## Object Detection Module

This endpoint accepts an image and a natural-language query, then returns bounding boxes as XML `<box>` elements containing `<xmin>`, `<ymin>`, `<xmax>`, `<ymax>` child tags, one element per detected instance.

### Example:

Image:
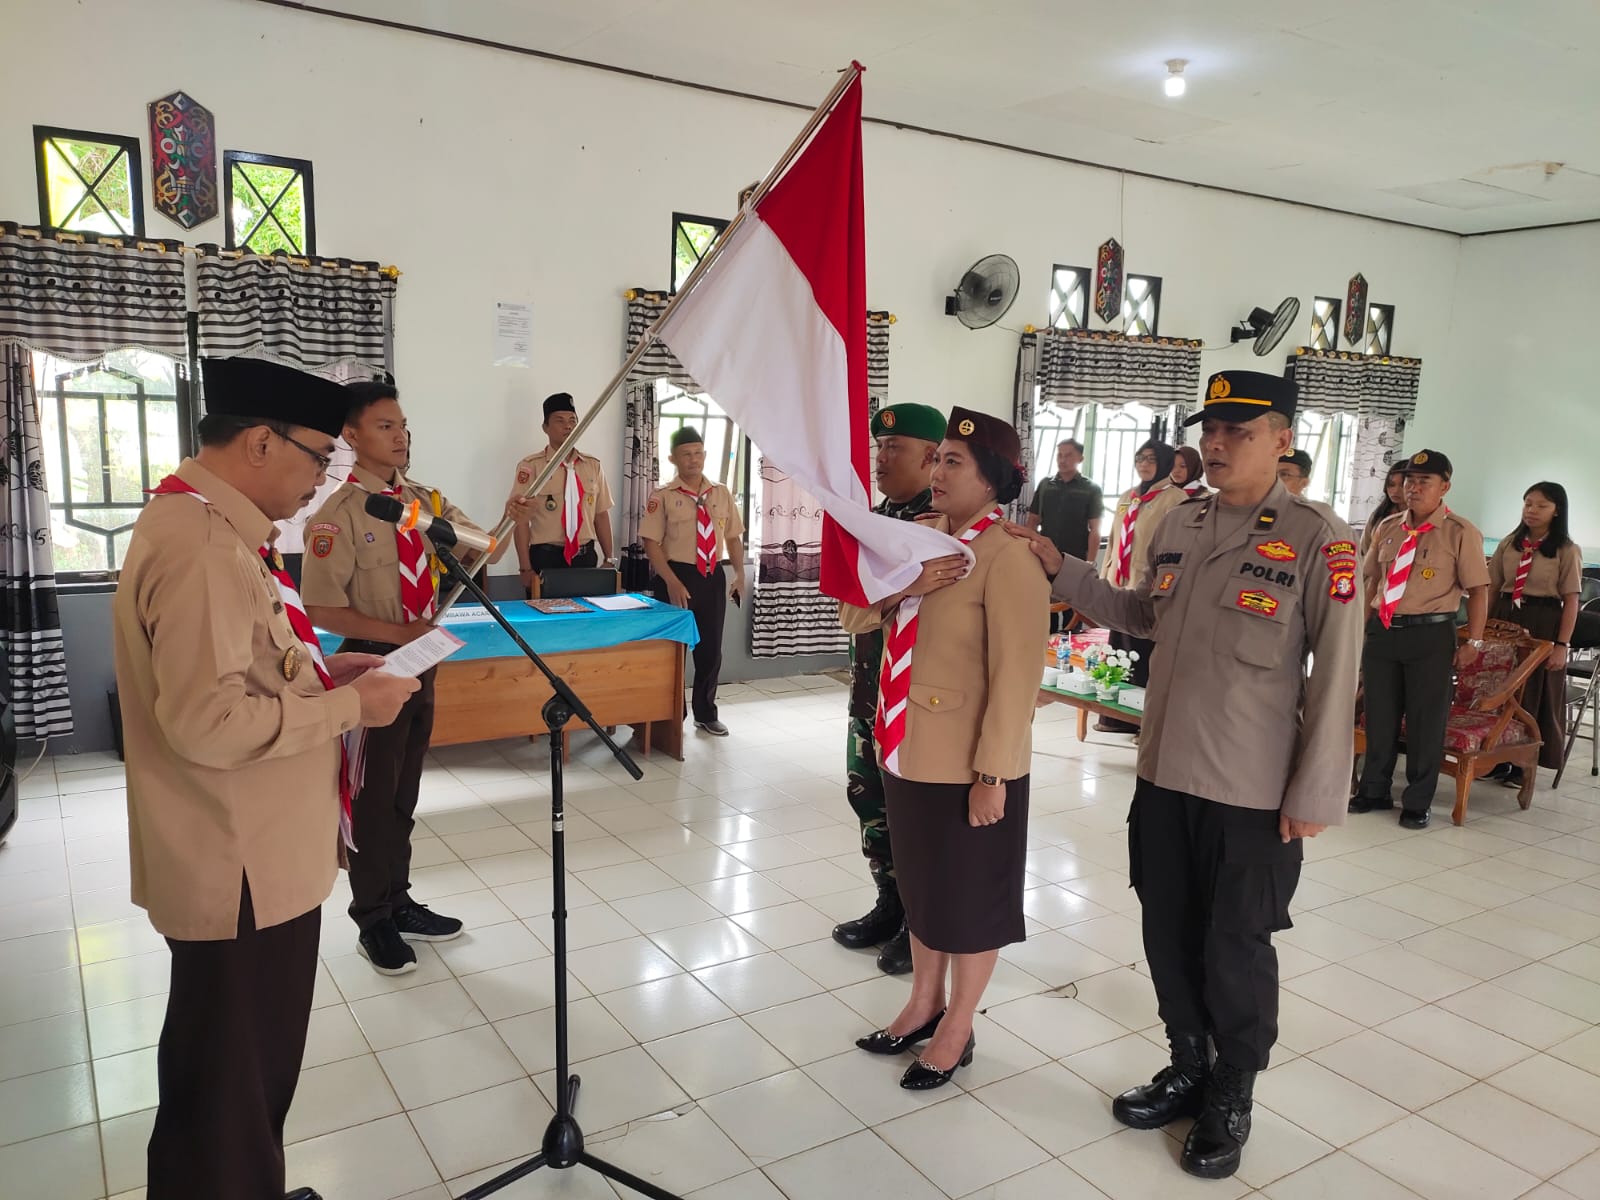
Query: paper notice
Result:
<box><xmin>493</xmin><ymin>300</ymin><xmax>532</xmax><ymax>368</ymax></box>
<box><xmin>379</xmin><ymin>627</ymin><xmax>466</xmax><ymax>677</ymax></box>
<box><xmin>582</xmin><ymin>593</ymin><xmax>650</xmax><ymax>611</ymax></box>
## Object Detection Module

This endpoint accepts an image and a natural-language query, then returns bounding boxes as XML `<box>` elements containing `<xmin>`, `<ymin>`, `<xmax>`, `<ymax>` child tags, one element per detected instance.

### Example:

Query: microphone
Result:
<box><xmin>363</xmin><ymin>493</ymin><xmax>497</xmax><ymax>557</ymax></box>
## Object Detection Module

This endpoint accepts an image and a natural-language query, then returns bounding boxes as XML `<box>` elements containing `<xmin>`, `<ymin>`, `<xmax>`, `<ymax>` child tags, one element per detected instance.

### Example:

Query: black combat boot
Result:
<box><xmin>832</xmin><ymin>876</ymin><xmax>903</xmax><ymax>949</ymax></box>
<box><xmin>1181</xmin><ymin>1062</ymin><xmax>1256</xmax><ymax>1179</ymax></box>
<box><xmin>876</xmin><ymin>922</ymin><xmax>913</xmax><ymax>975</ymax></box>
<box><xmin>1111</xmin><ymin>1032</ymin><xmax>1210</xmax><ymax>1129</ymax></box>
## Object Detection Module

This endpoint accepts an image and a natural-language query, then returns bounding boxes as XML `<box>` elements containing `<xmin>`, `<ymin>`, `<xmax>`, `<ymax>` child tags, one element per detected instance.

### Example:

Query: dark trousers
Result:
<box><xmin>845</xmin><ymin>714</ymin><xmax>893</xmax><ymax>881</ymax></box>
<box><xmin>1358</xmin><ymin>619</ymin><xmax>1456</xmax><ymax>811</ymax></box>
<box><xmin>529</xmin><ymin>540</ymin><xmax>598</xmax><ymax>578</ymax></box>
<box><xmin>654</xmin><ymin>561</ymin><xmax>726</xmax><ymax>723</ymax></box>
<box><xmin>342</xmin><ymin>642</ymin><xmax>436</xmax><ymax>930</ymax></box>
<box><xmin>1129</xmin><ymin>780</ymin><xmax>1302</xmax><ymax>1072</ymax></box>
<box><xmin>147</xmin><ymin>878</ymin><xmax>320</xmax><ymax>1200</ymax></box>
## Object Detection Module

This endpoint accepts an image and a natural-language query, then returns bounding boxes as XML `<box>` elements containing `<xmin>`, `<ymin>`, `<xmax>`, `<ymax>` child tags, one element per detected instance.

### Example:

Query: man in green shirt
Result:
<box><xmin>1028</xmin><ymin>439</ymin><xmax>1104</xmax><ymax>630</ymax></box>
<box><xmin>833</xmin><ymin>402</ymin><xmax>944</xmax><ymax>975</ymax></box>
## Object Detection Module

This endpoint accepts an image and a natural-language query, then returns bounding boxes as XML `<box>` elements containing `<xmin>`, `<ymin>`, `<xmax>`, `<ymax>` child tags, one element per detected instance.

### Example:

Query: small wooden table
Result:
<box><xmin>1037</xmin><ymin>685</ymin><xmax>1144</xmax><ymax>741</ymax></box>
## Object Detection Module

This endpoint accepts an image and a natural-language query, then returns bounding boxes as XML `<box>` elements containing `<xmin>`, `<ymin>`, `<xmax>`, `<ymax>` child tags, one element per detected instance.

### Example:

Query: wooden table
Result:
<box><xmin>1037</xmin><ymin>685</ymin><xmax>1144</xmax><ymax>741</ymax></box>
<box><xmin>431</xmin><ymin>639</ymin><xmax>686</xmax><ymax>760</ymax></box>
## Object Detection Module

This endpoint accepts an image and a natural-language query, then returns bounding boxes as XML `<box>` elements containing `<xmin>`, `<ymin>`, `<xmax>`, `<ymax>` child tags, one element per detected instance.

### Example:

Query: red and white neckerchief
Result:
<box><xmin>677</xmin><ymin>483</ymin><xmax>718</xmax><ymax>576</ymax></box>
<box><xmin>348</xmin><ymin>473</ymin><xmax>435</xmax><ymax>622</ymax></box>
<box><xmin>1378</xmin><ymin>510</ymin><xmax>1440</xmax><ymax>629</ymax></box>
<box><xmin>1512</xmin><ymin>537</ymin><xmax>1541</xmax><ymax>608</ymax></box>
<box><xmin>1114</xmin><ymin>485</ymin><xmax>1166</xmax><ymax>586</ymax></box>
<box><xmin>147</xmin><ymin>475</ymin><xmax>359</xmax><ymax>848</ymax></box>
<box><xmin>560</xmin><ymin>454</ymin><xmax>587</xmax><ymax>564</ymax></box>
<box><xmin>1179</xmin><ymin>479</ymin><xmax>1205</xmax><ymax>497</ymax></box>
<box><xmin>874</xmin><ymin>506</ymin><xmax>1002</xmax><ymax>777</ymax></box>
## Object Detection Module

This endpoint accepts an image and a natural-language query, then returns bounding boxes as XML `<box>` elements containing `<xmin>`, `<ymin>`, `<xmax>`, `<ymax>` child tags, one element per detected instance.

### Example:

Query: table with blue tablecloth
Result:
<box><xmin>320</xmin><ymin>597</ymin><xmax>700</xmax><ymax>759</ymax></box>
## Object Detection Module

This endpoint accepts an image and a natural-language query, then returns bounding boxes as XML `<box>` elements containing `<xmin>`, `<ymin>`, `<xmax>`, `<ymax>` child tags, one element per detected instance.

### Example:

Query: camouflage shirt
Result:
<box><xmin>848</xmin><ymin>488</ymin><xmax>936</xmax><ymax>719</ymax></box>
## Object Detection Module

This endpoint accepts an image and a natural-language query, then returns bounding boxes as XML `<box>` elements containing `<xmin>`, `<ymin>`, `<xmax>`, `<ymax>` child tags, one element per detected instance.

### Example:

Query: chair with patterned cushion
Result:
<box><xmin>1354</xmin><ymin>619</ymin><xmax>1551</xmax><ymax>825</ymax></box>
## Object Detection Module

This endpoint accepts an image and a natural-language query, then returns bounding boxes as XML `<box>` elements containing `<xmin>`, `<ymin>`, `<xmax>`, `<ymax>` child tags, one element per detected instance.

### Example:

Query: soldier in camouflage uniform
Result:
<box><xmin>834</xmin><ymin>403</ymin><xmax>944</xmax><ymax>975</ymax></box>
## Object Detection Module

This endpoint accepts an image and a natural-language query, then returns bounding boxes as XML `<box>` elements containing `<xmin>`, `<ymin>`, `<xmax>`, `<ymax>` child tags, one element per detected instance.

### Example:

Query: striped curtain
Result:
<box><xmin>1288</xmin><ymin>349</ymin><xmax>1422</xmax><ymax>522</ymax></box>
<box><xmin>194</xmin><ymin>250</ymin><xmax>396</xmax><ymax>373</ymax></box>
<box><xmin>1010</xmin><ymin>335</ymin><xmax>1042</xmax><ymax>523</ymax></box>
<box><xmin>618</xmin><ymin>290</ymin><xmax>703</xmax><ymax>590</ymax></box>
<box><xmin>1032</xmin><ymin>328</ymin><xmax>1202</xmax><ymax>410</ymax></box>
<box><xmin>0</xmin><ymin>225</ymin><xmax>188</xmax><ymax>359</ymax></box>
<box><xmin>0</xmin><ymin>345</ymin><xmax>72</xmax><ymax>738</ymax></box>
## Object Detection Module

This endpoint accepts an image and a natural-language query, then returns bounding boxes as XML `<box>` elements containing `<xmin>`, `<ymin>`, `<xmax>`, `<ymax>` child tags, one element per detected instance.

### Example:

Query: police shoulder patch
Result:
<box><xmin>1321</xmin><ymin>540</ymin><xmax>1357</xmax><ymax>559</ymax></box>
<box><xmin>1157</xmin><ymin>571</ymin><xmax>1177</xmax><ymax>593</ymax></box>
<box><xmin>1236</xmin><ymin>589</ymin><xmax>1280</xmax><ymax>617</ymax></box>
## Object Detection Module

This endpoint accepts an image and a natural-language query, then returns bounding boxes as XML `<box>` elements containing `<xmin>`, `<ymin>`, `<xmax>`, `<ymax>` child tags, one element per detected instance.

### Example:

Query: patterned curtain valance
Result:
<box><xmin>1287</xmin><ymin>348</ymin><xmax>1422</xmax><ymax>424</ymax></box>
<box><xmin>195</xmin><ymin>249</ymin><xmax>397</xmax><ymax>372</ymax></box>
<box><xmin>866</xmin><ymin>310</ymin><xmax>891</xmax><ymax>419</ymax></box>
<box><xmin>1026</xmin><ymin>327</ymin><xmax>1202</xmax><ymax>410</ymax></box>
<box><xmin>623</xmin><ymin>288</ymin><xmax>702</xmax><ymax>390</ymax></box>
<box><xmin>0</xmin><ymin>223</ymin><xmax>189</xmax><ymax>360</ymax></box>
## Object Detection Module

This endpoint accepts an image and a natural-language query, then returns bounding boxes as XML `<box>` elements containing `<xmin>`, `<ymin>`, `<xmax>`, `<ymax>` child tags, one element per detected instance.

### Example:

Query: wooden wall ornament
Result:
<box><xmin>1343</xmin><ymin>272</ymin><xmax>1369</xmax><ymax>348</ymax></box>
<box><xmin>148</xmin><ymin>91</ymin><xmax>218</xmax><ymax>230</ymax></box>
<box><xmin>1094</xmin><ymin>237</ymin><xmax>1123</xmax><ymax>323</ymax></box>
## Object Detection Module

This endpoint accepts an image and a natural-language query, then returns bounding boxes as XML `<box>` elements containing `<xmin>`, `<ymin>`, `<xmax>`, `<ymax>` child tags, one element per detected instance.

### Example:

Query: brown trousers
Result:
<box><xmin>147</xmin><ymin>878</ymin><xmax>320</xmax><ymax>1200</ymax></box>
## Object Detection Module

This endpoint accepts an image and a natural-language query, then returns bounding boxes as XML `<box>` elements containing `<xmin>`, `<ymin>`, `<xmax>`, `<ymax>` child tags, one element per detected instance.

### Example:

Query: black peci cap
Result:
<box><xmin>199</xmin><ymin>357</ymin><xmax>349</xmax><ymax>438</ymax></box>
<box><xmin>542</xmin><ymin>392</ymin><xmax>577</xmax><ymax>421</ymax></box>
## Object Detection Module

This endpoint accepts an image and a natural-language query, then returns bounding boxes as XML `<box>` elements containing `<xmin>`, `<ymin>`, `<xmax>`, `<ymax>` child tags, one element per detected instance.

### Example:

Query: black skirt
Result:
<box><xmin>1489</xmin><ymin>594</ymin><xmax>1568</xmax><ymax>769</ymax></box>
<box><xmin>883</xmin><ymin>773</ymin><xmax>1030</xmax><ymax>954</ymax></box>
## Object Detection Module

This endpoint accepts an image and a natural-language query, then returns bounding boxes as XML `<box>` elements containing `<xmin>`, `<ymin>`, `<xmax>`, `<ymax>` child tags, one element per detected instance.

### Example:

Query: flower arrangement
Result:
<box><xmin>1087</xmin><ymin>648</ymin><xmax>1139</xmax><ymax>693</ymax></box>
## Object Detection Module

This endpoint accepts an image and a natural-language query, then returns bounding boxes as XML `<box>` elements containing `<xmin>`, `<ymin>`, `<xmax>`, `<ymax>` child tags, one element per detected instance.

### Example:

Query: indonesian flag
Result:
<box><xmin>658</xmin><ymin>69</ymin><xmax>962</xmax><ymax>606</ymax></box>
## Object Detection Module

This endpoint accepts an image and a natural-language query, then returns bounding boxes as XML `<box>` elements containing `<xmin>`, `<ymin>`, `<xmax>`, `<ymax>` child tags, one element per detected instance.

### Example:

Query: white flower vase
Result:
<box><xmin>1095</xmin><ymin>681</ymin><xmax>1121</xmax><ymax>704</ymax></box>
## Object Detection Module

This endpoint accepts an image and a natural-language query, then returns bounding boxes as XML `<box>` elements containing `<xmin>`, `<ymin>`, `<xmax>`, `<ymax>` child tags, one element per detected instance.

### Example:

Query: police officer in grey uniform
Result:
<box><xmin>1007</xmin><ymin>370</ymin><xmax>1363</xmax><ymax>1180</ymax></box>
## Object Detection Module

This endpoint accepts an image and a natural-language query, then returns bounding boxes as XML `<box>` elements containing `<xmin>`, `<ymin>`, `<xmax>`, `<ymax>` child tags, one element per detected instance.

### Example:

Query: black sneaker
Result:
<box><xmin>696</xmin><ymin>719</ymin><xmax>730</xmax><ymax>737</ymax></box>
<box><xmin>358</xmin><ymin>919</ymin><xmax>419</xmax><ymax>975</ymax></box>
<box><xmin>393</xmin><ymin>901</ymin><xmax>464</xmax><ymax>942</ymax></box>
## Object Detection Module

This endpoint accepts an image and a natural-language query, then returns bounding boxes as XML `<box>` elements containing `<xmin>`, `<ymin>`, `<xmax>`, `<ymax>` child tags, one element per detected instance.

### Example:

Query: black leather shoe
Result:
<box><xmin>900</xmin><ymin>1033</ymin><xmax>975</xmax><ymax>1090</ymax></box>
<box><xmin>1399</xmin><ymin>809</ymin><xmax>1431</xmax><ymax>830</ymax></box>
<box><xmin>833</xmin><ymin>878</ymin><xmax>904</xmax><ymax>949</ymax></box>
<box><xmin>1347</xmin><ymin>794</ymin><xmax>1394</xmax><ymax>813</ymax></box>
<box><xmin>1181</xmin><ymin>1063</ymin><xmax>1255</xmax><ymax>1179</ymax></box>
<box><xmin>286</xmin><ymin>1189</ymin><xmax>323</xmax><ymax>1200</ymax></box>
<box><xmin>876</xmin><ymin>923</ymin><xmax>913</xmax><ymax>975</ymax></box>
<box><xmin>1112</xmin><ymin>1032</ymin><xmax>1210</xmax><ymax>1129</ymax></box>
<box><xmin>1500</xmin><ymin>767</ymin><xmax>1526</xmax><ymax>790</ymax></box>
<box><xmin>856</xmin><ymin>1009</ymin><xmax>944</xmax><ymax>1055</ymax></box>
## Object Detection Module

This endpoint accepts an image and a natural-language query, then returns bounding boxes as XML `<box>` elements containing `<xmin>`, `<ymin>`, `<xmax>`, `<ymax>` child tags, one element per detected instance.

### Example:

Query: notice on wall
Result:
<box><xmin>493</xmin><ymin>300</ymin><xmax>533</xmax><ymax>368</ymax></box>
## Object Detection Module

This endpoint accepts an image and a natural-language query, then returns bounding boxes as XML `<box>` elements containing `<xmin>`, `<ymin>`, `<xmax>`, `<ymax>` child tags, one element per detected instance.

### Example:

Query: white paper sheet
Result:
<box><xmin>581</xmin><ymin>593</ymin><xmax>650</xmax><ymax>611</ymax></box>
<box><xmin>378</xmin><ymin>627</ymin><xmax>466</xmax><ymax>677</ymax></box>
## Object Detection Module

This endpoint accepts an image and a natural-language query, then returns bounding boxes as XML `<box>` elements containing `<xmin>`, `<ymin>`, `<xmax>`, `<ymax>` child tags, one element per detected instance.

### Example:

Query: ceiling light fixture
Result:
<box><xmin>1164</xmin><ymin>59</ymin><xmax>1188</xmax><ymax>98</ymax></box>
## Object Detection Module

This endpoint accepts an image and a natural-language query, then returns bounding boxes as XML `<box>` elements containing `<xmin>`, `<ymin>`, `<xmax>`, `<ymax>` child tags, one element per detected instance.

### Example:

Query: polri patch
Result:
<box><xmin>1321</xmin><ymin>540</ymin><xmax>1356</xmax><ymax>560</ymax></box>
<box><xmin>1256</xmin><ymin>539</ymin><xmax>1296</xmax><ymax>562</ymax></box>
<box><xmin>1157</xmin><ymin>571</ymin><xmax>1177</xmax><ymax>592</ymax></box>
<box><xmin>1236</xmin><ymin>589</ymin><xmax>1280</xmax><ymax>617</ymax></box>
<box><xmin>1328</xmin><ymin>568</ymin><xmax>1357</xmax><ymax>603</ymax></box>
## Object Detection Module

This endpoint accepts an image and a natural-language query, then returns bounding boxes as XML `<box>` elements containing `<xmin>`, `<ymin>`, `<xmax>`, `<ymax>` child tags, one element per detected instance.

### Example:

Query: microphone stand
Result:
<box><xmin>431</xmin><ymin>547</ymin><xmax>682</xmax><ymax>1200</ymax></box>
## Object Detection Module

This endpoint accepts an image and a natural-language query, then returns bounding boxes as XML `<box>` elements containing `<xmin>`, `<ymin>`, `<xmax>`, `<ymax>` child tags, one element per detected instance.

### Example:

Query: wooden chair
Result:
<box><xmin>1354</xmin><ymin>619</ymin><xmax>1552</xmax><ymax>825</ymax></box>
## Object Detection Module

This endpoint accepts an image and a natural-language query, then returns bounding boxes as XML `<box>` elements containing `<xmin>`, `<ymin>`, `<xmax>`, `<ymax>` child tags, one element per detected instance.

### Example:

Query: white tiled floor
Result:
<box><xmin>4</xmin><ymin>673</ymin><xmax>1600</xmax><ymax>1198</ymax></box>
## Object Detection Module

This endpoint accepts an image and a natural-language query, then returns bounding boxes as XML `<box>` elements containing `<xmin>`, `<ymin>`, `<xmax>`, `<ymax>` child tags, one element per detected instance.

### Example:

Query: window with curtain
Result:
<box><xmin>34</xmin><ymin>126</ymin><xmax>145</xmax><ymax>237</ymax></box>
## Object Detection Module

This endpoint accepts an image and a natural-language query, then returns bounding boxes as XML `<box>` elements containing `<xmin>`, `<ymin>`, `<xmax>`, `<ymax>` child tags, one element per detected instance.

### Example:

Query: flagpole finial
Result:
<box><xmin>849</xmin><ymin>60</ymin><xmax>865</xmax><ymax>73</ymax></box>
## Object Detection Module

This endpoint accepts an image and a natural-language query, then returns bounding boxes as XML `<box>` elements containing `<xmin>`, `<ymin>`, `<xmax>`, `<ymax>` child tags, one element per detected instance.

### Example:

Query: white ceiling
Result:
<box><xmin>278</xmin><ymin>0</ymin><xmax>1600</xmax><ymax>234</ymax></box>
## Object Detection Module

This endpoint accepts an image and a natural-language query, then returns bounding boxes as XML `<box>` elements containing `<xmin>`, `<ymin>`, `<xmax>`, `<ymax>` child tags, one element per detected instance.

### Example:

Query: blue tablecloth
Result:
<box><xmin>315</xmin><ymin>596</ymin><xmax>699</xmax><ymax>661</ymax></box>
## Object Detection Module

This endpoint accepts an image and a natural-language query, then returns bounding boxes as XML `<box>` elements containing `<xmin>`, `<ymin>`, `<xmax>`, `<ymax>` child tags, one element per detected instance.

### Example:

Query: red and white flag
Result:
<box><xmin>658</xmin><ymin>68</ymin><xmax>962</xmax><ymax>606</ymax></box>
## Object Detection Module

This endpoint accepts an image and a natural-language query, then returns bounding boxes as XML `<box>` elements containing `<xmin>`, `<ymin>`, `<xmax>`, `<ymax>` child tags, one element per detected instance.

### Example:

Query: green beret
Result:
<box><xmin>669</xmin><ymin>426</ymin><xmax>704</xmax><ymax>451</ymax></box>
<box><xmin>870</xmin><ymin>403</ymin><xmax>945</xmax><ymax>444</ymax></box>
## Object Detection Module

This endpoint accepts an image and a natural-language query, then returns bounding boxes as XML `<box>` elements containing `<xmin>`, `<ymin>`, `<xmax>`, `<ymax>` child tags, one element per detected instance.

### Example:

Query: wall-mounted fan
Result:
<box><xmin>1230</xmin><ymin>297</ymin><xmax>1300</xmax><ymax>356</ymax></box>
<box><xmin>945</xmin><ymin>254</ymin><xmax>1020</xmax><ymax>329</ymax></box>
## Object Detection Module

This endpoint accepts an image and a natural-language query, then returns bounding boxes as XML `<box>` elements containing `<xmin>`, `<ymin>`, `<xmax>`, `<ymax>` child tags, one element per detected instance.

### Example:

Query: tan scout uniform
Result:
<box><xmin>300</xmin><ymin>463</ymin><xmax>487</xmax><ymax>935</ymax></box>
<box><xmin>1355</xmin><ymin>506</ymin><xmax>1489</xmax><ymax>813</ymax></box>
<box><xmin>1488</xmin><ymin>535</ymin><xmax>1583</xmax><ymax>601</ymax></box>
<box><xmin>1488</xmin><ymin>532</ymin><xmax>1582</xmax><ymax>768</ymax></box>
<box><xmin>1100</xmin><ymin>481</ymin><xmax>1189</xmax><ymax>591</ymax></box>
<box><xmin>116</xmin><ymin>458</ymin><xmax>361</xmax><ymax>939</ymax></box>
<box><xmin>510</xmin><ymin>446</ymin><xmax>613</xmax><ymax>568</ymax></box>
<box><xmin>641</xmin><ymin>475</ymin><xmax>744</xmax><ymax>725</ymax></box>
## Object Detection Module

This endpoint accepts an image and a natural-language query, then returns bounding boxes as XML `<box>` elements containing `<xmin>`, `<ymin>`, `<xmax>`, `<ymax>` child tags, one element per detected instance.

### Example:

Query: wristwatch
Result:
<box><xmin>1468</xmin><ymin>638</ymin><xmax>1486</xmax><ymax>650</ymax></box>
<box><xmin>978</xmin><ymin>773</ymin><xmax>1000</xmax><ymax>786</ymax></box>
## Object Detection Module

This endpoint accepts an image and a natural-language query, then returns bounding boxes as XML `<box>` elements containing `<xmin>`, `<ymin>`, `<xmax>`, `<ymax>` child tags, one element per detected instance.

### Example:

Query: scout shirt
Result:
<box><xmin>1487</xmin><ymin>535</ymin><xmax>1583</xmax><ymax>600</ymax></box>
<box><xmin>1100</xmin><ymin>481</ymin><xmax>1188</xmax><ymax>591</ymax></box>
<box><xmin>1361</xmin><ymin>509</ymin><xmax>1490</xmax><ymax>617</ymax></box>
<box><xmin>508</xmin><ymin>446</ymin><xmax>613</xmax><ymax>548</ymax></box>
<box><xmin>299</xmin><ymin>463</ymin><xmax>486</xmax><ymax>627</ymax></box>
<box><xmin>639</xmin><ymin>475</ymin><xmax>745</xmax><ymax>565</ymax></box>
<box><xmin>1051</xmin><ymin>481</ymin><xmax>1364</xmax><ymax>826</ymax></box>
<box><xmin>113</xmin><ymin>458</ymin><xmax>363</xmax><ymax>940</ymax></box>
<box><xmin>839</xmin><ymin>516</ymin><xmax>1050</xmax><ymax>784</ymax></box>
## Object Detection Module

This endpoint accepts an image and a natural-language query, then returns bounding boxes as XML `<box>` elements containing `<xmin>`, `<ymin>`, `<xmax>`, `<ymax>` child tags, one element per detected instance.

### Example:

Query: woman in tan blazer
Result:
<box><xmin>842</xmin><ymin>407</ymin><xmax>1050</xmax><ymax>1090</ymax></box>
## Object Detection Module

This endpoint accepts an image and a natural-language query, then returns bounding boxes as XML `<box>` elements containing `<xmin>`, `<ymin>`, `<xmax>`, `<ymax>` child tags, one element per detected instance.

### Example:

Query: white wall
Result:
<box><xmin>1428</xmin><ymin>224</ymin><xmax>1600</xmax><ymax>551</ymax></box>
<box><xmin>0</xmin><ymin>0</ymin><xmax>1476</xmax><ymax>562</ymax></box>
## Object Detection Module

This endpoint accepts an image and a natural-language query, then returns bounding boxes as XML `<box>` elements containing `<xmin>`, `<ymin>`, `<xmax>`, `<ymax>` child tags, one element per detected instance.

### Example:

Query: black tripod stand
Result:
<box><xmin>434</xmin><ymin>549</ymin><xmax>684</xmax><ymax>1200</ymax></box>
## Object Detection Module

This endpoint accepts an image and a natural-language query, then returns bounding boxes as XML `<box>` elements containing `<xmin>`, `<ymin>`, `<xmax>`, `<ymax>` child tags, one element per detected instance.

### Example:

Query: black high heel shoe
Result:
<box><xmin>855</xmin><ymin>1010</ymin><xmax>945</xmax><ymax>1055</ymax></box>
<box><xmin>899</xmin><ymin>1032</ymin><xmax>976</xmax><ymax>1090</ymax></box>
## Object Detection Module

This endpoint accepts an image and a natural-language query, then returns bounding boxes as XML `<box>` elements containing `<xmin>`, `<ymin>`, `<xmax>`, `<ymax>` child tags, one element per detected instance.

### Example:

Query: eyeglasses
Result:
<box><xmin>275</xmin><ymin>430</ymin><xmax>333</xmax><ymax>474</ymax></box>
<box><xmin>1133</xmin><ymin>453</ymin><xmax>1157</xmax><ymax>465</ymax></box>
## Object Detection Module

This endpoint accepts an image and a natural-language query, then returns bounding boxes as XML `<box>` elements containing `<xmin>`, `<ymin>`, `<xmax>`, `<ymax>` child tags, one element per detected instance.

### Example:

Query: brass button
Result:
<box><xmin>930</xmin><ymin>696</ymin><xmax>941</xmax><ymax>706</ymax></box>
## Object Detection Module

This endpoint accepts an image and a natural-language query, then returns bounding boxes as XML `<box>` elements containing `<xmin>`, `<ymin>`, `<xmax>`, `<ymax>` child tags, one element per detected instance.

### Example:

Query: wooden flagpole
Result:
<box><xmin>438</xmin><ymin>61</ymin><xmax>865</xmax><ymax>613</ymax></box>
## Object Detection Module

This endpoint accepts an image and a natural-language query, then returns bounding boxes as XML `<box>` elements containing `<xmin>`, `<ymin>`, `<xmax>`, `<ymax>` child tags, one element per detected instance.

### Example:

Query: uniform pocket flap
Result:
<box><xmin>908</xmin><ymin>683</ymin><xmax>965</xmax><ymax>714</ymax></box>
